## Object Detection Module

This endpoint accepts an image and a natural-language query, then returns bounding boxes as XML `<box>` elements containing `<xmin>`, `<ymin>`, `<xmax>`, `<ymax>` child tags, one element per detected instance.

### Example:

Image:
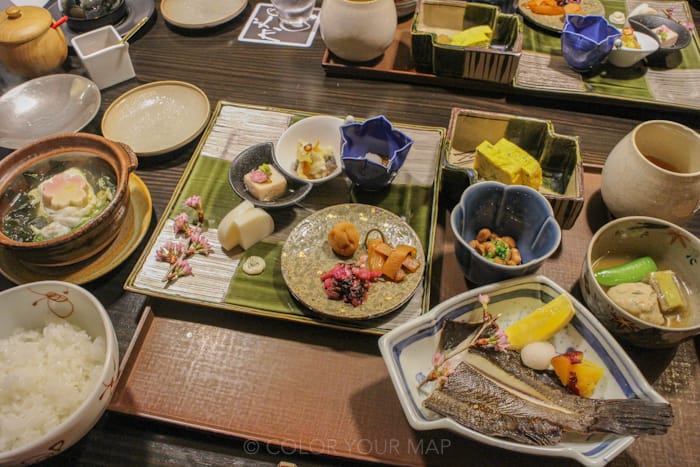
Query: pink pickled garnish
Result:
<box><xmin>249</xmin><ymin>169</ymin><xmax>269</xmax><ymax>183</ymax></box>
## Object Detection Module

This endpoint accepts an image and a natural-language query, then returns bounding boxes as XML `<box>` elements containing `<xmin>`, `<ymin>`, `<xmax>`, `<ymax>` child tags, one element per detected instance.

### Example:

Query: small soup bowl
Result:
<box><xmin>340</xmin><ymin>115</ymin><xmax>414</xmax><ymax>191</ymax></box>
<box><xmin>450</xmin><ymin>181</ymin><xmax>561</xmax><ymax>285</ymax></box>
<box><xmin>0</xmin><ymin>281</ymin><xmax>118</xmax><ymax>465</ymax></box>
<box><xmin>274</xmin><ymin>115</ymin><xmax>344</xmax><ymax>185</ymax></box>
<box><xmin>580</xmin><ymin>216</ymin><xmax>700</xmax><ymax>348</ymax></box>
<box><xmin>561</xmin><ymin>15</ymin><xmax>621</xmax><ymax>72</ymax></box>
<box><xmin>0</xmin><ymin>133</ymin><xmax>138</xmax><ymax>267</ymax></box>
<box><xmin>608</xmin><ymin>31</ymin><xmax>659</xmax><ymax>67</ymax></box>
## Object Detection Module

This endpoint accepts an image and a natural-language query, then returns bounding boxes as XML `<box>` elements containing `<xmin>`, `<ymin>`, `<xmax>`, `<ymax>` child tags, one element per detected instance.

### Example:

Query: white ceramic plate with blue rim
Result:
<box><xmin>377</xmin><ymin>275</ymin><xmax>669</xmax><ymax>467</ymax></box>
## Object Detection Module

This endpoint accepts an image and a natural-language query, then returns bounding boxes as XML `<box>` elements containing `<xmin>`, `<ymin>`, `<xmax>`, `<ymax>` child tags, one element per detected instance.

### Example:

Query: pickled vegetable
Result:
<box><xmin>504</xmin><ymin>295</ymin><xmax>576</xmax><ymax>350</ymax></box>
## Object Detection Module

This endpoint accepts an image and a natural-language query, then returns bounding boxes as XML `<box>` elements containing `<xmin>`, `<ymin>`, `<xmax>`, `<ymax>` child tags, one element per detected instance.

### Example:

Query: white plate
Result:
<box><xmin>0</xmin><ymin>74</ymin><xmax>100</xmax><ymax>149</ymax></box>
<box><xmin>101</xmin><ymin>81</ymin><xmax>210</xmax><ymax>157</ymax></box>
<box><xmin>378</xmin><ymin>275</ymin><xmax>670</xmax><ymax>467</ymax></box>
<box><xmin>161</xmin><ymin>0</ymin><xmax>248</xmax><ymax>29</ymax></box>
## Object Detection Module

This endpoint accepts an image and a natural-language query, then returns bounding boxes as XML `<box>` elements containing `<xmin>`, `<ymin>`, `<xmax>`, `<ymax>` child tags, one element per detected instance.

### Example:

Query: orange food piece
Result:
<box><xmin>402</xmin><ymin>256</ymin><xmax>420</xmax><ymax>273</ymax></box>
<box><xmin>526</xmin><ymin>0</ymin><xmax>564</xmax><ymax>15</ymax></box>
<box><xmin>367</xmin><ymin>238</ymin><xmax>386</xmax><ymax>271</ymax></box>
<box><xmin>551</xmin><ymin>351</ymin><xmax>604</xmax><ymax>398</ymax></box>
<box><xmin>563</xmin><ymin>3</ymin><xmax>582</xmax><ymax>14</ymax></box>
<box><xmin>382</xmin><ymin>244</ymin><xmax>417</xmax><ymax>281</ymax></box>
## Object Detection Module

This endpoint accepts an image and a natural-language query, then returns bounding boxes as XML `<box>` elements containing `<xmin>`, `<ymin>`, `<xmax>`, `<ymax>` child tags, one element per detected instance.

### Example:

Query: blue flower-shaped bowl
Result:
<box><xmin>451</xmin><ymin>181</ymin><xmax>561</xmax><ymax>285</ymax></box>
<box><xmin>340</xmin><ymin>115</ymin><xmax>414</xmax><ymax>191</ymax></box>
<box><xmin>561</xmin><ymin>15</ymin><xmax>621</xmax><ymax>72</ymax></box>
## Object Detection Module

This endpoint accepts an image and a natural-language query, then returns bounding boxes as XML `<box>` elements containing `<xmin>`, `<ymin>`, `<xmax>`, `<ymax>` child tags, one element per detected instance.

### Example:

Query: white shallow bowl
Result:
<box><xmin>161</xmin><ymin>0</ymin><xmax>248</xmax><ymax>29</ymax></box>
<box><xmin>0</xmin><ymin>75</ymin><xmax>100</xmax><ymax>149</ymax></box>
<box><xmin>274</xmin><ymin>115</ymin><xmax>344</xmax><ymax>184</ymax></box>
<box><xmin>608</xmin><ymin>31</ymin><xmax>659</xmax><ymax>67</ymax></box>
<box><xmin>0</xmin><ymin>281</ymin><xmax>118</xmax><ymax>465</ymax></box>
<box><xmin>101</xmin><ymin>81</ymin><xmax>210</xmax><ymax>157</ymax></box>
<box><xmin>378</xmin><ymin>275</ymin><xmax>669</xmax><ymax>467</ymax></box>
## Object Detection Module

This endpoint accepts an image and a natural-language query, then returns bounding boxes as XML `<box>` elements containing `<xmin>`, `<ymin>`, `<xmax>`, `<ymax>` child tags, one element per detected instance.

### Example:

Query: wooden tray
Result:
<box><xmin>111</xmin><ymin>167</ymin><xmax>628</xmax><ymax>467</ymax></box>
<box><xmin>322</xmin><ymin>2</ymin><xmax>700</xmax><ymax>112</ymax></box>
<box><xmin>124</xmin><ymin>101</ymin><xmax>445</xmax><ymax>335</ymax></box>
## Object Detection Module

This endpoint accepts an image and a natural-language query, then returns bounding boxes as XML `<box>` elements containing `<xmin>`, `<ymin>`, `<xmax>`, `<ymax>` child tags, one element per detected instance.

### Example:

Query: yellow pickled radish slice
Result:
<box><xmin>505</xmin><ymin>294</ymin><xmax>576</xmax><ymax>350</ymax></box>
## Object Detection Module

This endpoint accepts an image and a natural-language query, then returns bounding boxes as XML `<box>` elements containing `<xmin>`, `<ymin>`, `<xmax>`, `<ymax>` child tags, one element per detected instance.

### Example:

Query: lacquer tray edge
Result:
<box><xmin>124</xmin><ymin>100</ymin><xmax>446</xmax><ymax>336</ymax></box>
<box><xmin>107</xmin><ymin>305</ymin><xmax>429</xmax><ymax>467</ymax></box>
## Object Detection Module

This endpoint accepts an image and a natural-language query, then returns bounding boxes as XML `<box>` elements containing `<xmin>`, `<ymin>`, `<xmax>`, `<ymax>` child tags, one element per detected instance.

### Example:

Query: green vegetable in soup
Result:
<box><xmin>594</xmin><ymin>256</ymin><xmax>658</xmax><ymax>287</ymax></box>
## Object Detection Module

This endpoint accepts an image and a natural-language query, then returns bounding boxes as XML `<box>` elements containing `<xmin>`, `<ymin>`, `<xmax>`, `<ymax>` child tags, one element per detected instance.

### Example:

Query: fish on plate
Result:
<box><xmin>421</xmin><ymin>305</ymin><xmax>673</xmax><ymax>446</ymax></box>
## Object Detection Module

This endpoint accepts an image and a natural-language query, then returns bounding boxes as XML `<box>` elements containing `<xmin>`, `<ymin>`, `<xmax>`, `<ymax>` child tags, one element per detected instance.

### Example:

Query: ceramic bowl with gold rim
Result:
<box><xmin>0</xmin><ymin>132</ymin><xmax>138</xmax><ymax>267</ymax></box>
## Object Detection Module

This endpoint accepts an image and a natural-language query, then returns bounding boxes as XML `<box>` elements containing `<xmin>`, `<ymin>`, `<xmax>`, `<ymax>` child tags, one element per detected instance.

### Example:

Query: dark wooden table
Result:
<box><xmin>1</xmin><ymin>1</ymin><xmax>699</xmax><ymax>465</ymax></box>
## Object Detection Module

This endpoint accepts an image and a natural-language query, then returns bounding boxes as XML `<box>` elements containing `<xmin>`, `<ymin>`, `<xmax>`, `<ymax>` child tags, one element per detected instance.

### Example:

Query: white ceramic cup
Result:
<box><xmin>601</xmin><ymin>120</ymin><xmax>700</xmax><ymax>225</ymax></box>
<box><xmin>71</xmin><ymin>25</ymin><xmax>135</xmax><ymax>90</ymax></box>
<box><xmin>320</xmin><ymin>0</ymin><xmax>397</xmax><ymax>62</ymax></box>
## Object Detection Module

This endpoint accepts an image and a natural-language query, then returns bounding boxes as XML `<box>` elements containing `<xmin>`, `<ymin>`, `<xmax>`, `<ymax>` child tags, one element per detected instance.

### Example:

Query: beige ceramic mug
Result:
<box><xmin>601</xmin><ymin>120</ymin><xmax>700</xmax><ymax>225</ymax></box>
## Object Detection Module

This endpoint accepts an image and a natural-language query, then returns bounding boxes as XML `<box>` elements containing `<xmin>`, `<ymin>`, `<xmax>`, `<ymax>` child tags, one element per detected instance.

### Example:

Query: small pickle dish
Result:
<box><xmin>411</xmin><ymin>0</ymin><xmax>523</xmax><ymax>84</ymax></box>
<box><xmin>444</xmin><ymin>108</ymin><xmax>583</xmax><ymax>229</ymax></box>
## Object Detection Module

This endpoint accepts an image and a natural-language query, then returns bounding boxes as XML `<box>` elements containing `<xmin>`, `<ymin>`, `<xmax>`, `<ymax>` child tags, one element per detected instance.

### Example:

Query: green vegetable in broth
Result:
<box><xmin>594</xmin><ymin>256</ymin><xmax>658</xmax><ymax>287</ymax></box>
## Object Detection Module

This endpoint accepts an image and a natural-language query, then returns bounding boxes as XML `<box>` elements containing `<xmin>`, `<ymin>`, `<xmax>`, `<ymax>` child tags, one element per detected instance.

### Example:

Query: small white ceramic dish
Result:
<box><xmin>274</xmin><ymin>115</ymin><xmax>344</xmax><ymax>184</ymax></box>
<box><xmin>0</xmin><ymin>281</ymin><xmax>118</xmax><ymax>465</ymax></box>
<box><xmin>608</xmin><ymin>31</ymin><xmax>659</xmax><ymax>67</ymax></box>
<box><xmin>378</xmin><ymin>275</ymin><xmax>669</xmax><ymax>467</ymax></box>
<box><xmin>0</xmin><ymin>74</ymin><xmax>100</xmax><ymax>149</ymax></box>
<box><xmin>101</xmin><ymin>81</ymin><xmax>210</xmax><ymax>156</ymax></box>
<box><xmin>161</xmin><ymin>0</ymin><xmax>248</xmax><ymax>29</ymax></box>
<box><xmin>71</xmin><ymin>25</ymin><xmax>136</xmax><ymax>90</ymax></box>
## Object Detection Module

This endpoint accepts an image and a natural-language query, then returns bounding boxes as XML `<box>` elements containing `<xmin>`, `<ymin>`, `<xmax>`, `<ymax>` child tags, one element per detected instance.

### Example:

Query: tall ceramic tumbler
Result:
<box><xmin>320</xmin><ymin>0</ymin><xmax>397</xmax><ymax>62</ymax></box>
<box><xmin>600</xmin><ymin>120</ymin><xmax>700</xmax><ymax>226</ymax></box>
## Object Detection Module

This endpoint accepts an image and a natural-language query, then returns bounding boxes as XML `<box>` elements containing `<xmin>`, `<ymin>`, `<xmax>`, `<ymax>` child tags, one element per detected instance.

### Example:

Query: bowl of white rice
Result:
<box><xmin>0</xmin><ymin>281</ymin><xmax>118</xmax><ymax>465</ymax></box>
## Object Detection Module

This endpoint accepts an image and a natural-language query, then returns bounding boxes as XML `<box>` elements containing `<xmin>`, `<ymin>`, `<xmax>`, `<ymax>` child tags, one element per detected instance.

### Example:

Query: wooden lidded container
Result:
<box><xmin>0</xmin><ymin>6</ymin><xmax>68</xmax><ymax>78</ymax></box>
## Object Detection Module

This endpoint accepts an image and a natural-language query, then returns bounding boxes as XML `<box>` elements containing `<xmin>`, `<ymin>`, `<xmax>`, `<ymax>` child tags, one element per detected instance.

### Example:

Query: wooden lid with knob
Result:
<box><xmin>0</xmin><ymin>6</ymin><xmax>53</xmax><ymax>45</ymax></box>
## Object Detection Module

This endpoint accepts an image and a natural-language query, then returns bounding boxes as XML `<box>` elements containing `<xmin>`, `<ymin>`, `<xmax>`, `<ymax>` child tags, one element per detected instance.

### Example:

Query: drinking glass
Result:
<box><xmin>271</xmin><ymin>0</ymin><xmax>315</xmax><ymax>26</ymax></box>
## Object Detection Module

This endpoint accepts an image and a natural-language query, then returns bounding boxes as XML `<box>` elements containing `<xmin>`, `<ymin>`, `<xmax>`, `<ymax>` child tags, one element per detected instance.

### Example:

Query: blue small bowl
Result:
<box><xmin>450</xmin><ymin>181</ymin><xmax>562</xmax><ymax>285</ymax></box>
<box><xmin>561</xmin><ymin>15</ymin><xmax>621</xmax><ymax>72</ymax></box>
<box><xmin>340</xmin><ymin>116</ymin><xmax>414</xmax><ymax>191</ymax></box>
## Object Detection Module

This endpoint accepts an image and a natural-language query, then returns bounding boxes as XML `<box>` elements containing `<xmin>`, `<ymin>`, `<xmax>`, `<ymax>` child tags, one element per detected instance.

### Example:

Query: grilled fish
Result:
<box><xmin>424</xmin><ymin>348</ymin><xmax>673</xmax><ymax>446</ymax></box>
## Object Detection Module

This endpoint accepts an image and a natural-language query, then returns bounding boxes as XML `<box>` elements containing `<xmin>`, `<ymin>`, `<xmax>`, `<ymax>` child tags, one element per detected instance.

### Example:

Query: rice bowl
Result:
<box><xmin>0</xmin><ymin>281</ymin><xmax>118</xmax><ymax>465</ymax></box>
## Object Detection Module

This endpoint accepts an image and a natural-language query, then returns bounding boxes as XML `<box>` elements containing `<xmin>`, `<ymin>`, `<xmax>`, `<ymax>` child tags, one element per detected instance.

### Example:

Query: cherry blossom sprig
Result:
<box><xmin>156</xmin><ymin>195</ymin><xmax>212</xmax><ymax>284</ymax></box>
<box><xmin>417</xmin><ymin>294</ymin><xmax>509</xmax><ymax>389</ymax></box>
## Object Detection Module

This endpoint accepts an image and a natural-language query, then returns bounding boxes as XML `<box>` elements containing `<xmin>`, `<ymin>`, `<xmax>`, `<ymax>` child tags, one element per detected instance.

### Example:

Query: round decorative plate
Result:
<box><xmin>281</xmin><ymin>203</ymin><xmax>425</xmax><ymax>321</ymax></box>
<box><xmin>101</xmin><ymin>81</ymin><xmax>210</xmax><ymax>157</ymax></box>
<box><xmin>0</xmin><ymin>75</ymin><xmax>100</xmax><ymax>150</ymax></box>
<box><xmin>48</xmin><ymin>0</ymin><xmax>156</xmax><ymax>46</ymax></box>
<box><xmin>517</xmin><ymin>0</ymin><xmax>606</xmax><ymax>33</ymax></box>
<box><xmin>0</xmin><ymin>174</ymin><xmax>152</xmax><ymax>284</ymax></box>
<box><xmin>161</xmin><ymin>0</ymin><xmax>248</xmax><ymax>29</ymax></box>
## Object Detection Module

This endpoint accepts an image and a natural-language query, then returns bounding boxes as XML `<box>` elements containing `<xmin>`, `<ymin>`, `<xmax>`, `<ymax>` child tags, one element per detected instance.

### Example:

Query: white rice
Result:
<box><xmin>0</xmin><ymin>322</ymin><xmax>105</xmax><ymax>453</ymax></box>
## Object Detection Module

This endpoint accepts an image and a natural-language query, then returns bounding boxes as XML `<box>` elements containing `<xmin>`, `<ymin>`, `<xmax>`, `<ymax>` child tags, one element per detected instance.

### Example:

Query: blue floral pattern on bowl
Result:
<box><xmin>340</xmin><ymin>115</ymin><xmax>414</xmax><ymax>191</ymax></box>
<box><xmin>561</xmin><ymin>15</ymin><xmax>621</xmax><ymax>72</ymax></box>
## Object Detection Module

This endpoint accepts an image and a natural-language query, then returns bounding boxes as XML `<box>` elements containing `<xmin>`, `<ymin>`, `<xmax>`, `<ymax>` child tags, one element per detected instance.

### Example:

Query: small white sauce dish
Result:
<box><xmin>608</xmin><ymin>31</ymin><xmax>659</xmax><ymax>68</ymax></box>
<box><xmin>274</xmin><ymin>115</ymin><xmax>345</xmax><ymax>185</ymax></box>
